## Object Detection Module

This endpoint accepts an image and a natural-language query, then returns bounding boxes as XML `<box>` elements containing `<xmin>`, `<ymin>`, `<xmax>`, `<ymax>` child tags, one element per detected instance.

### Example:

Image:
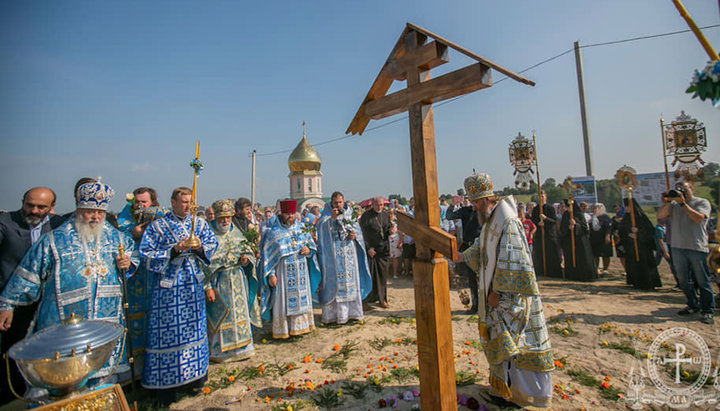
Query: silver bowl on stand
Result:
<box><xmin>9</xmin><ymin>314</ymin><xmax>123</xmax><ymax>399</ymax></box>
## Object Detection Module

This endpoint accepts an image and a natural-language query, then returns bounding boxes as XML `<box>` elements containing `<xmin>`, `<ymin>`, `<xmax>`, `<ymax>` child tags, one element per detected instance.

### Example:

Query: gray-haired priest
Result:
<box><xmin>456</xmin><ymin>173</ymin><xmax>554</xmax><ymax>409</ymax></box>
<box><xmin>0</xmin><ymin>181</ymin><xmax>138</xmax><ymax>396</ymax></box>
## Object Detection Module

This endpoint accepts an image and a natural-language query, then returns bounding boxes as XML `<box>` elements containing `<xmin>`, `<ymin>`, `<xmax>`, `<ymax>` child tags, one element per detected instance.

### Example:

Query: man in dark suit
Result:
<box><xmin>0</xmin><ymin>187</ymin><xmax>64</xmax><ymax>405</ymax></box>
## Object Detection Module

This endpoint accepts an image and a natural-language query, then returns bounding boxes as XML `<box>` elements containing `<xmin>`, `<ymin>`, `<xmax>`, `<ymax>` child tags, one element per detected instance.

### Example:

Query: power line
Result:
<box><xmin>254</xmin><ymin>24</ymin><xmax>720</xmax><ymax>157</ymax></box>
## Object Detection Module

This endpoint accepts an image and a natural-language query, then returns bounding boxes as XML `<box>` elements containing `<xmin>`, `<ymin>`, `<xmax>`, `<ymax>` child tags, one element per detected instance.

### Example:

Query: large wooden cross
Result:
<box><xmin>347</xmin><ymin>23</ymin><xmax>533</xmax><ymax>410</ymax></box>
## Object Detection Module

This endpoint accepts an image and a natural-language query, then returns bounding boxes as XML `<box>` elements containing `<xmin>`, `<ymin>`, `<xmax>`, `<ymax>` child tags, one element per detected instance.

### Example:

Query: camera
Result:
<box><xmin>665</xmin><ymin>188</ymin><xmax>684</xmax><ymax>199</ymax></box>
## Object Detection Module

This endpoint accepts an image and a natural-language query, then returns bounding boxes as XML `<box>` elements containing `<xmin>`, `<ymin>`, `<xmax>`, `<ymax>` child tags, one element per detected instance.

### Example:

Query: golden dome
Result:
<box><xmin>288</xmin><ymin>125</ymin><xmax>321</xmax><ymax>172</ymax></box>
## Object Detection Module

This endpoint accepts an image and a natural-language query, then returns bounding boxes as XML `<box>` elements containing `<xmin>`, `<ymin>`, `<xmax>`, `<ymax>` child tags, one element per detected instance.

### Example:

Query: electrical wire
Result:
<box><xmin>253</xmin><ymin>24</ymin><xmax>720</xmax><ymax>157</ymax></box>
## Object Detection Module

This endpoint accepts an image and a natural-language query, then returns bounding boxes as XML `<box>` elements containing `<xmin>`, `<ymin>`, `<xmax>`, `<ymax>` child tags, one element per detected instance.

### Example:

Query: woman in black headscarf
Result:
<box><xmin>530</xmin><ymin>190</ymin><xmax>563</xmax><ymax>278</ymax></box>
<box><xmin>560</xmin><ymin>199</ymin><xmax>597</xmax><ymax>282</ymax></box>
<box><xmin>619</xmin><ymin>197</ymin><xmax>661</xmax><ymax>290</ymax></box>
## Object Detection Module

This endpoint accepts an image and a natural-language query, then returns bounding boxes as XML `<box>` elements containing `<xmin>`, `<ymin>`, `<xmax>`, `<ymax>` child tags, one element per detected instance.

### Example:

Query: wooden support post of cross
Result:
<box><xmin>346</xmin><ymin>23</ymin><xmax>534</xmax><ymax>410</ymax></box>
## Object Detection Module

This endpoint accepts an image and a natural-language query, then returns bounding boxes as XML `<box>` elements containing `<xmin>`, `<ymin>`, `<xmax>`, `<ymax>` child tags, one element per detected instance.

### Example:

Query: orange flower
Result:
<box><xmin>264</xmin><ymin>396</ymin><xmax>271</xmax><ymax>403</ymax></box>
<box><xmin>305</xmin><ymin>369</ymin><xmax>310</xmax><ymax>373</ymax></box>
<box><xmin>228</xmin><ymin>375</ymin><xmax>235</xmax><ymax>383</ymax></box>
<box><xmin>393</xmin><ymin>365</ymin><xmax>398</xmax><ymax>369</ymax></box>
<box><xmin>600</xmin><ymin>381</ymin><xmax>610</xmax><ymax>389</ymax></box>
<box><xmin>561</xmin><ymin>394</ymin><xmax>568</xmax><ymax>400</ymax></box>
<box><xmin>393</xmin><ymin>352</ymin><xmax>399</xmax><ymax>356</ymax></box>
<box><xmin>367</xmin><ymin>364</ymin><xmax>373</xmax><ymax>368</ymax></box>
<box><xmin>395</xmin><ymin>338</ymin><xmax>402</xmax><ymax>343</ymax></box>
<box><xmin>553</xmin><ymin>360</ymin><xmax>564</xmax><ymax>368</ymax></box>
<box><xmin>363</xmin><ymin>373</ymin><xmax>368</xmax><ymax>378</ymax></box>
<box><xmin>287</xmin><ymin>364</ymin><xmax>294</xmax><ymax>370</ymax></box>
<box><xmin>604</xmin><ymin>375</ymin><xmax>610</xmax><ymax>381</ymax></box>
<box><xmin>202</xmin><ymin>387</ymin><xmax>211</xmax><ymax>395</ymax></box>
<box><xmin>464</xmin><ymin>341</ymin><xmax>471</xmax><ymax>345</ymax></box>
<box><xmin>315</xmin><ymin>358</ymin><xmax>323</xmax><ymax>363</ymax></box>
<box><xmin>333</xmin><ymin>344</ymin><xmax>340</xmax><ymax>351</ymax></box>
<box><xmin>303</xmin><ymin>355</ymin><xmax>312</xmax><ymax>363</ymax></box>
<box><xmin>257</xmin><ymin>365</ymin><xmax>266</xmax><ymax>373</ymax></box>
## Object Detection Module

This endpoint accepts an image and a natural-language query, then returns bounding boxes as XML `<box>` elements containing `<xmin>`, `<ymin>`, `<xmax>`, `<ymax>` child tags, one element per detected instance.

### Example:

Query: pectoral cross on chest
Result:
<box><xmin>291</xmin><ymin>237</ymin><xmax>297</xmax><ymax>249</ymax></box>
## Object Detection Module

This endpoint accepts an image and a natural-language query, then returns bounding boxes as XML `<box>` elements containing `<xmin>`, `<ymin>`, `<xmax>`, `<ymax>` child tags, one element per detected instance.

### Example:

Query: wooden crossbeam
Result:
<box><xmin>345</xmin><ymin>23</ymin><xmax>535</xmax><ymax>410</ymax></box>
<box><xmin>366</xmin><ymin>63</ymin><xmax>491</xmax><ymax>120</ymax></box>
<box><xmin>396</xmin><ymin>212</ymin><xmax>456</xmax><ymax>258</ymax></box>
<box><xmin>387</xmin><ymin>41</ymin><xmax>448</xmax><ymax>81</ymax></box>
<box><xmin>407</xmin><ymin>22</ymin><xmax>535</xmax><ymax>86</ymax></box>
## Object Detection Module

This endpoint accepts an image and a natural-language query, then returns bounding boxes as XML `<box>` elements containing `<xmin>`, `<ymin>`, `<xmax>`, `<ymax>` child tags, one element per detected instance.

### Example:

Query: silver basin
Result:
<box><xmin>9</xmin><ymin>315</ymin><xmax>123</xmax><ymax>398</ymax></box>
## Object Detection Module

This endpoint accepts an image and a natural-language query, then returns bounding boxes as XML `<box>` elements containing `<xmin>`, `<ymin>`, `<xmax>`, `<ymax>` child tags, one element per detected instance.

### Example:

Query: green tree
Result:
<box><xmin>457</xmin><ymin>188</ymin><xmax>465</xmax><ymax>196</ymax></box>
<box><xmin>541</xmin><ymin>178</ymin><xmax>556</xmax><ymax>191</ymax></box>
<box><xmin>701</xmin><ymin>162</ymin><xmax>720</xmax><ymax>185</ymax></box>
<box><xmin>708</xmin><ymin>177</ymin><xmax>720</xmax><ymax>208</ymax></box>
<box><xmin>544</xmin><ymin>186</ymin><xmax>566</xmax><ymax>204</ymax></box>
<box><xmin>595</xmin><ymin>179</ymin><xmax>622</xmax><ymax>208</ymax></box>
<box><xmin>388</xmin><ymin>194</ymin><xmax>408</xmax><ymax>206</ymax></box>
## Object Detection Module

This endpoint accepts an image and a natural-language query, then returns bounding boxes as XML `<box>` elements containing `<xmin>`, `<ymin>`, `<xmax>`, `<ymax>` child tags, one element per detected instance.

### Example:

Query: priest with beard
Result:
<box><xmin>203</xmin><ymin>199</ymin><xmax>260</xmax><ymax>362</ymax></box>
<box><xmin>316</xmin><ymin>192</ymin><xmax>372</xmax><ymax>325</ymax></box>
<box><xmin>260</xmin><ymin>199</ymin><xmax>320</xmax><ymax>339</ymax></box>
<box><xmin>0</xmin><ymin>181</ymin><xmax>138</xmax><ymax>395</ymax></box>
<box><xmin>0</xmin><ymin>187</ymin><xmax>64</xmax><ymax>404</ymax></box>
<box><xmin>456</xmin><ymin>173</ymin><xmax>553</xmax><ymax>409</ymax></box>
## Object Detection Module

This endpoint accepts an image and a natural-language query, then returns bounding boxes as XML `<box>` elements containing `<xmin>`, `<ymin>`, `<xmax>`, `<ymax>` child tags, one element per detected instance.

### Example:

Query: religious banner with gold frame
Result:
<box><xmin>508</xmin><ymin>132</ymin><xmax>536</xmax><ymax>190</ymax></box>
<box><xmin>663</xmin><ymin>111</ymin><xmax>707</xmax><ymax>180</ymax></box>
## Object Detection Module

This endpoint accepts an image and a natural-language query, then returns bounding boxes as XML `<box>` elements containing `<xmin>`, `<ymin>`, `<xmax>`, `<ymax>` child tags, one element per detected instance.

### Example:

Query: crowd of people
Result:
<box><xmin>0</xmin><ymin>174</ymin><xmax>715</xmax><ymax>409</ymax></box>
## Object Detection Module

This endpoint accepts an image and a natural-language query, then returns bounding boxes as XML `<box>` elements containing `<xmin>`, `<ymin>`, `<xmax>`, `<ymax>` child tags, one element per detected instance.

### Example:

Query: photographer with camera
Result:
<box><xmin>657</xmin><ymin>180</ymin><xmax>713</xmax><ymax>324</ymax></box>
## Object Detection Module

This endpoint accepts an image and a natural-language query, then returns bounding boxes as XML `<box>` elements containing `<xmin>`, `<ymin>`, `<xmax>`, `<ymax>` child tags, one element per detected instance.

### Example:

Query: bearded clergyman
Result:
<box><xmin>456</xmin><ymin>173</ymin><xmax>554</xmax><ymax>409</ymax></box>
<box><xmin>0</xmin><ymin>181</ymin><xmax>138</xmax><ymax>391</ymax></box>
<box><xmin>316</xmin><ymin>191</ymin><xmax>372</xmax><ymax>325</ymax></box>
<box><xmin>203</xmin><ymin>199</ymin><xmax>260</xmax><ymax>362</ymax></box>
<box><xmin>260</xmin><ymin>199</ymin><xmax>321</xmax><ymax>339</ymax></box>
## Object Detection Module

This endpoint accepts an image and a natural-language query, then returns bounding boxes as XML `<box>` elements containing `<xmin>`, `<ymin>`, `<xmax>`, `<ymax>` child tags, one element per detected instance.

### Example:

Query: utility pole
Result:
<box><xmin>574</xmin><ymin>40</ymin><xmax>594</xmax><ymax>177</ymax></box>
<box><xmin>251</xmin><ymin>149</ymin><xmax>256</xmax><ymax>207</ymax></box>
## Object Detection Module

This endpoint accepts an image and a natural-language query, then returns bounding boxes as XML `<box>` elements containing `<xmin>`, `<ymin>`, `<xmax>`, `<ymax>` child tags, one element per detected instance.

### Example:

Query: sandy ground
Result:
<box><xmin>161</xmin><ymin>257</ymin><xmax>718</xmax><ymax>411</ymax></box>
<box><xmin>3</xmin><ymin>258</ymin><xmax>711</xmax><ymax>411</ymax></box>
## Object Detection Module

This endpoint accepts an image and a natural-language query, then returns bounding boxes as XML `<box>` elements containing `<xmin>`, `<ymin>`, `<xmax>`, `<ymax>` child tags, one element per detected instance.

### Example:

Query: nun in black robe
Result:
<box><xmin>560</xmin><ymin>200</ymin><xmax>597</xmax><ymax>282</ymax></box>
<box><xmin>531</xmin><ymin>197</ymin><xmax>563</xmax><ymax>278</ymax></box>
<box><xmin>619</xmin><ymin>197</ymin><xmax>662</xmax><ymax>290</ymax></box>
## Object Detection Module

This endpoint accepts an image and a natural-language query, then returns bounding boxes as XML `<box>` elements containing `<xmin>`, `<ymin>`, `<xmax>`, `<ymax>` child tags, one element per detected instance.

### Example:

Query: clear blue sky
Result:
<box><xmin>1</xmin><ymin>0</ymin><xmax>718</xmax><ymax>214</ymax></box>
